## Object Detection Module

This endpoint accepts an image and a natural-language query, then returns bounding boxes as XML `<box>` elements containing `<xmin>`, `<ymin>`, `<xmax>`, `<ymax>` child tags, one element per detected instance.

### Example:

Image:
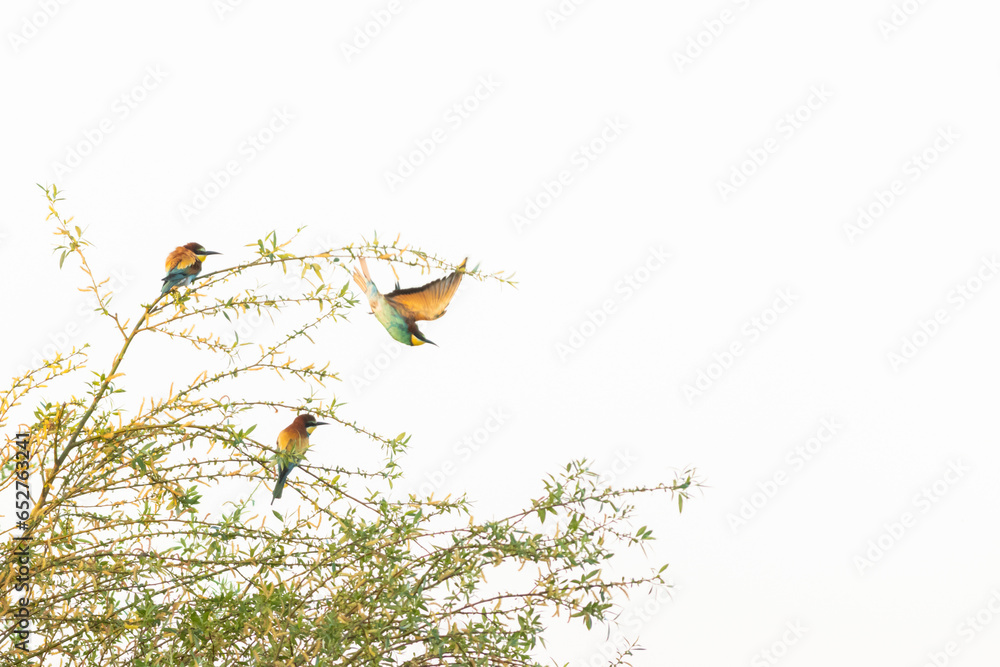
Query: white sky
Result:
<box><xmin>3</xmin><ymin>1</ymin><xmax>1000</xmax><ymax>665</ymax></box>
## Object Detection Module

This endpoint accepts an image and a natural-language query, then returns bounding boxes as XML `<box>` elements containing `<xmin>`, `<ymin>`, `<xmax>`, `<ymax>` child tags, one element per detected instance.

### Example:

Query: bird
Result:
<box><xmin>160</xmin><ymin>242</ymin><xmax>221</xmax><ymax>294</ymax></box>
<box><xmin>352</xmin><ymin>257</ymin><xmax>469</xmax><ymax>346</ymax></box>
<box><xmin>271</xmin><ymin>413</ymin><xmax>329</xmax><ymax>504</ymax></box>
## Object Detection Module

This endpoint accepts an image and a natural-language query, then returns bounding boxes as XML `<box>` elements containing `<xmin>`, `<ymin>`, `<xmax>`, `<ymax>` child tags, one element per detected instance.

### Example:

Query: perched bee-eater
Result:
<box><xmin>271</xmin><ymin>413</ymin><xmax>329</xmax><ymax>504</ymax></box>
<box><xmin>352</xmin><ymin>257</ymin><xmax>469</xmax><ymax>346</ymax></box>
<box><xmin>160</xmin><ymin>242</ymin><xmax>221</xmax><ymax>294</ymax></box>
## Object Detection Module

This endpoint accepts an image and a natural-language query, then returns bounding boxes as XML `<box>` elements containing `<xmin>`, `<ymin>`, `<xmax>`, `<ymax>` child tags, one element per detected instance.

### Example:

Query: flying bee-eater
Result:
<box><xmin>352</xmin><ymin>257</ymin><xmax>469</xmax><ymax>346</ymax></box>
<box><xmin>271</xmin><ymin>413</ymin><xmax>329</xmax><ymax>504</ymax></box>
<box><xmin>160</xmin><ymin>242</ymin><xmax>221</xmax><ymax>294</ymax></box>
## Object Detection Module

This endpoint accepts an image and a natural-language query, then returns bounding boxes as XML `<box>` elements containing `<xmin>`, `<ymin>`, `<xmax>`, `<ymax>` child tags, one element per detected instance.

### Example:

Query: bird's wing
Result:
<box><xmin>277</xmin><ymin>427</ymin><xmax>308</xmax><ymax>458</ymax></box>
<box><xmin>385</xmin><ymin>259</ymin><xmax>467</xmax><ymax>322</ymax></box>
<box><xmin>165</xmin><ymin>247</ymin><xmax>197</xmax><ymax>273</ymax></box>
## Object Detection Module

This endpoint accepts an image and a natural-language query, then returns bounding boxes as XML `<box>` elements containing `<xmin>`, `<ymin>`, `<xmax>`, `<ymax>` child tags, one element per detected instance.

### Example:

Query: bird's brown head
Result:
<box><xmin>295</xmin><ymin>413</ymin><xmax>330</xmax><ymax>434</ymax></box>
<box><xmin>183</xmin><ymin>242</ymin><xmax>221</xmax><ymax>259</ymax></box>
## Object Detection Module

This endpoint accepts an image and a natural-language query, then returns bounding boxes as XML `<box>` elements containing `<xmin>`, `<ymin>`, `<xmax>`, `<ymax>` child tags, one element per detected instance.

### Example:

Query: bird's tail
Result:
<box><xmin>160</xmin><ymin>277</ymin><xmax>173</xmax><ymax>294</ymax></box>
<box><xmin>271</xmin><ymin>464</ymin><xmax>291</xmax><ymax>504</ymax></box>
<box><xmin>352</xmin><ymin>257</ymin><xmax>377</xmax><ymax>299</ymax></box>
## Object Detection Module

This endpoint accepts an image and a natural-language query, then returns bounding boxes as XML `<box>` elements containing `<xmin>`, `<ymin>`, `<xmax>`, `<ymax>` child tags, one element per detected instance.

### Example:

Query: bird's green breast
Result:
<box><xmin>373</xmin><ymin>299</ymin><xmax>413</xmax><ymax>345</ymax></box>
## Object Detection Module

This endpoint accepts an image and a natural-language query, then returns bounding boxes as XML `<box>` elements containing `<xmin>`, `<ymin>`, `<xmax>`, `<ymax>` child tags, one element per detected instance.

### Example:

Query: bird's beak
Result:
<box><xmin>202</xmin><ymin>251</ymin><xmax>222</xmax><ymax>256</ymax></box>
<box><xmin>314</xmin><ymin>421</ymin><xmax>330</xmax><ymax>426</ymax></box>
<box><xmin>411</xmin><ymin>332</ymin><xmax>437</xmax><ymax>346</ymax></box>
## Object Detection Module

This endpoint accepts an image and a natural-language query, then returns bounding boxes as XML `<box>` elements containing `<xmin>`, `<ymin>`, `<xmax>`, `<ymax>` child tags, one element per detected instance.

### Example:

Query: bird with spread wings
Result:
<box><xmin>352</xmin><ymin>257</ymin><xmax>470</xmax><ymax>346</ymax></box>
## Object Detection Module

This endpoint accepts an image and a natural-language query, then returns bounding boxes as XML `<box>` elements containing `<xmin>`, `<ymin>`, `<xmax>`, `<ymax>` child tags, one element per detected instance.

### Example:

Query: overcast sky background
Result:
<box><xmin>3</xmin><ymin>1</ymin><xmax>1000</xmax><ymax>665</ymax></box>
